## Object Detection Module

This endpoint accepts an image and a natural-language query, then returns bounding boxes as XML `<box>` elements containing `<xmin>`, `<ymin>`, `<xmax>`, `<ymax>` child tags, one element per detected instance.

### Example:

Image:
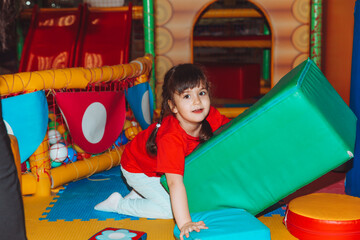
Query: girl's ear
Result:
<box><xmin>168</xmin><ymin>99</ymin><xmax>178</xmax><ymax>114</ymax></box>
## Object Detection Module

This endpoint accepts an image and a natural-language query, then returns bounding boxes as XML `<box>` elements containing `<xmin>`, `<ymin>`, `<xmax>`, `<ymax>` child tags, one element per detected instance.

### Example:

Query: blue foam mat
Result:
<box><xmin>174</xmin><ymin>209</ymin><xmax>270</xmax><ymax>240</ymax></box>
<box><xmin>40</xmin><ymin>167</ymin><xmax>139</xmax><ymax>221</ymax></box>
<box><xmin>263</xmin><ymin>205</ymin><xmax>286</xmax><ymax>217</ymax></box>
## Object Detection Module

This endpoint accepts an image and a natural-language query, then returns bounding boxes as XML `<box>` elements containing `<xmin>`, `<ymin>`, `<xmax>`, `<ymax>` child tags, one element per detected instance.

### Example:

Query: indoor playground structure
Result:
<box><xmin>1</xmin><ymin>0</ymin><xmax>360</xmax><ymax>240</ymax></box>
<box><xmin>2</xmin><ymin>55</ymin><xmax>153</xmax><ymax>196</ymax></box>
<box><xmin>153</xmin><ymin>0</ymin><xmax>319</xmax><ymax>108</ymax></box>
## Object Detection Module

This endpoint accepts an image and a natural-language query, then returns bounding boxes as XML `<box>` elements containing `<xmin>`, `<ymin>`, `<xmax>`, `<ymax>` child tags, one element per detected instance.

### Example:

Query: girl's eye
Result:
<box><xmin>183</xmin><ymin>94</ymin><xmax>190</xmax><ymax>99</ymax></box>
<box><xmin>199</xmin><ymin>91</ymin><xmax>207</xmax><ymax>96</ymax></box>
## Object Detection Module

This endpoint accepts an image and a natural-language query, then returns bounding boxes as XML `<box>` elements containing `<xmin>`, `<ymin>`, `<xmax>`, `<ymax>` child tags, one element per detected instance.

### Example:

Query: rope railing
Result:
<box><xmin>0</xmin><ymin>54</ymin><xmax>153</xmax><ymax>96</ymax></box>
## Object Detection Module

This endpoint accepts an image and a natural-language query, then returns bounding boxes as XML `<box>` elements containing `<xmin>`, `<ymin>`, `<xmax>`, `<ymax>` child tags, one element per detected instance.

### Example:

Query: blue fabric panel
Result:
<box><xmin>125</xmin><ymin>82</ymin><xmax>154</xmax><ymax>130</ymax></box>
<box><xmin>2</xmin><ymin>91</ymin><xmax>48</xmax><ymax>163</ymax></box>
<box><xmin>347</xmin><ymin>0</ymin><xmax>360</xmax><ymax>197</ymax></box>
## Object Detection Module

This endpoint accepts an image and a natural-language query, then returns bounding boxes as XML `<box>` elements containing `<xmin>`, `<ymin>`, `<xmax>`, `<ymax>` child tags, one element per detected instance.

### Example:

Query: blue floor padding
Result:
<box><xmin>263</xmin><ymin>205</ymin><xmax>286</xmax><ymax>217</ymax></box>
<box><xmin>40</xmin><ymin>167</ymin><xmax>140</xmax><ymax>221</ymax></box>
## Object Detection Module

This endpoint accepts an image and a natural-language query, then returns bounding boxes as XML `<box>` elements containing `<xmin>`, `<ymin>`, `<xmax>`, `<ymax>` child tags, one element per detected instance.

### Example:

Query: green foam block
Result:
<box><xmin>161</xmin><ymin>59</ymin><xmax>357</xmax><ymax>215</ymax></box>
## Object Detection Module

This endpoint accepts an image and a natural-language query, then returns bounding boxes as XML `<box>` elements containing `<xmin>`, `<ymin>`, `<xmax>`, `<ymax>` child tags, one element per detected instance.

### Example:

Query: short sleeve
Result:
<box><xmin>206</xmin><ymin>106</ymin><xmax>230</xmax><ymax>132</ymax></box>
<box><xmin>156</xmin><ymin>133</ymin><xmax>186</xmax><ymax>175</ymax></box>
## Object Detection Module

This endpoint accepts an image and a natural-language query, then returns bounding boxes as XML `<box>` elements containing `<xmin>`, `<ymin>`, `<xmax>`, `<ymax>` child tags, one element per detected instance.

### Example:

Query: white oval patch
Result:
<box><xmin>141</xmin><ymin>90</ymin><xmax>151</xmax><ymax>125</ymax></box>
<box><xmin>3</xmin><ymin>120</ymin><xmax>14</xmax><ymax>135</ymax></box>
<box><xmin>82</xmin><ymin>102</ymin><xmax>107</xmax><ymax>144</ymax></box>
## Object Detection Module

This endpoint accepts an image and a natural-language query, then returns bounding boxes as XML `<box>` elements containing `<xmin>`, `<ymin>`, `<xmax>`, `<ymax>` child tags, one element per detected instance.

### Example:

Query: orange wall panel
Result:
<box><xmin>323</xmin><ymin>0</ymin><xmax>356</xmax><ymax>105</ymax></box>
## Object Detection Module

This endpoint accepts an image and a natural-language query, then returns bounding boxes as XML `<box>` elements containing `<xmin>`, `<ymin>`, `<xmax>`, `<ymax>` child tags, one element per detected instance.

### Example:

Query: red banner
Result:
<box><xmin>55</xmin><ymin>91</ymin><xmax>126</xmax><ymax>153</ymax></box>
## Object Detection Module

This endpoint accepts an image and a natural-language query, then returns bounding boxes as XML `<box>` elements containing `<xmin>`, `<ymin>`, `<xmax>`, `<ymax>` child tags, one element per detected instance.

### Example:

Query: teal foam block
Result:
<box><xmin>173</xmin><ymin>209</ymin><xmax>270</xmax><ymax>240</ymax></box>
<box><xmin>161</xmin><ymin>59</ymin><xmax>357</xmax><ymax>215</ymax></box>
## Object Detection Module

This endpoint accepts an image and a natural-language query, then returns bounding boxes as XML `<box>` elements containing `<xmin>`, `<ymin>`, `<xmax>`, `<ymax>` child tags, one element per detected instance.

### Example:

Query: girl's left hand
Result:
<box><xmin>180</xmin><ymin>220</ymin><xmax>208</xmax><ymax>240</ymax></box>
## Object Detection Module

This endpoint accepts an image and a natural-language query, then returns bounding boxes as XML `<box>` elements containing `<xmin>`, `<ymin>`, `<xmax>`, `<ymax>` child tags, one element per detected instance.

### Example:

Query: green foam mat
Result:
<box><xmin>162</xmin><ymin>58</ymin><xmax>357</xmax><ymax>215</ymax></box>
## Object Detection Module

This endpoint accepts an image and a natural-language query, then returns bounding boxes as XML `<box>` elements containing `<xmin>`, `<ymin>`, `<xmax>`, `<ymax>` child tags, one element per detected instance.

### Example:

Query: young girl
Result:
<box><xmin>95</xmin><ymin>63</ymin><xmax>230</xmax><ymax>240</ymax></box>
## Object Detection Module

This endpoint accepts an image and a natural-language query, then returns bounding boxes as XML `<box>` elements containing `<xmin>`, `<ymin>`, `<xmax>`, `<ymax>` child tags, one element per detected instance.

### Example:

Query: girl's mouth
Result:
<box><xmin>193</xmin><ymin>109</ymin><xmax>203</xmax><ymax>113</ymax></box>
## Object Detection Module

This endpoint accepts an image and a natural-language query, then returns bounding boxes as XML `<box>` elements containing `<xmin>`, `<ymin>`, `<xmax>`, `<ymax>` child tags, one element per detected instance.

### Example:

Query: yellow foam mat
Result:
<box><xmin>259</xmin><ymin>215</ymin><xmax>298</xmax><ymax>240</ymax></box>
<box><xmin>23</xmin><ymin>194</ymin><xmax>175</xmax><ymax>240</ymax></box>
<box><xmin>23</xmin><ymin>193</ymin><xmax>297</xmax><ymax>240</ymax></box>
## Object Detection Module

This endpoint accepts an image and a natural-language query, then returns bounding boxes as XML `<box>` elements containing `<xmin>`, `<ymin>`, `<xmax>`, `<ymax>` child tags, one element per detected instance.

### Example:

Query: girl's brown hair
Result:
<box><xmin>146</xmin><ymin>63</ymin><xmax>213</xmax><ymax>156</ymax></box>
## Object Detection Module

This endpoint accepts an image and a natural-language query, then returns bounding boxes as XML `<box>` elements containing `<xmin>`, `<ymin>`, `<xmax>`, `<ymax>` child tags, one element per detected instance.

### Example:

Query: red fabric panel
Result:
<box><xmin>55</xmin><ymin>91</ymin><xmax>126</xmax><ymax>154</ymax></box>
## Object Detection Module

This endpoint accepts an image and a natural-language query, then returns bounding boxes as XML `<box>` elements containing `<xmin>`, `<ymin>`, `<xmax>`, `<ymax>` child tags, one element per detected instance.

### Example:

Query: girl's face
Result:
<box><xmin>168</xmin><ymin>83</ymin><xmax>210</xmax><ymax>133</ymax></box>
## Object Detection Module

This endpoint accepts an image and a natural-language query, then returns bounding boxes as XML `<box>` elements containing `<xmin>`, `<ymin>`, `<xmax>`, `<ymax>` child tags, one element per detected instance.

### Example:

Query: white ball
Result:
<box><xmin>48</xmin><ymin>129</ymin><xmax>62</xmax><ymax>145</ymax></box>
<box><xmin>50</xmin><ymin>143</ymin><xmax>68</xmax><ymax>162</ymax></box>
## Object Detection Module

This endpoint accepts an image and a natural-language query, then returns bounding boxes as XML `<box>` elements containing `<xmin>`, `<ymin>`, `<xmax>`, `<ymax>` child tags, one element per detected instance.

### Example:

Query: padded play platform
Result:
<box><xmin>161</xmin><ymin>58</ymin><xmax>357</xmax><ymax>215</ymax></box>
<box><xmin>173</xmin><ymin>209</ymin><xmax>270</xmax><ymax>240</ymax></box>
<box><xmin>284</xmin><ymin>193</ymin><xmax>360</xmax><ymax>239</ymax></box>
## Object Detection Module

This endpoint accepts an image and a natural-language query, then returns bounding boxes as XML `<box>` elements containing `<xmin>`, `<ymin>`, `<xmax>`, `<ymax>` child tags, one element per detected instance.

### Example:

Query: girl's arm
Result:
<box><xmin>165</xmin><ymin>173</ymin><xmax>208</xmax><ymax>240</ymax></box>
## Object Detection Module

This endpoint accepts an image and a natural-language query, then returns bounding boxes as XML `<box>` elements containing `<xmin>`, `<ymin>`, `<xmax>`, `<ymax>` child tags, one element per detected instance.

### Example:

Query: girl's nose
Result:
<box><xmin>193</xmin><ymin>95</ymin><xmax>201</xmax><ymax>104</ymax></box>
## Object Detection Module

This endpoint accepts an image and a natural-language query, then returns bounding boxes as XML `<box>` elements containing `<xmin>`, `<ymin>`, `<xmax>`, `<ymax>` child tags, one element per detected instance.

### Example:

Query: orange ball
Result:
<box><xmin>48</xmin><ymin>113</ymin><xmax>57</xmax><ymax>122</ymax></box>
<box><xmin>57</xmin><ymin>124</ymin><xmax>67</xmax><ymax>135</ymax></box>
<box><xmin>125</xmin><ymin>126</ymin><xmax>142</xmax><ymax>140</ymax></box>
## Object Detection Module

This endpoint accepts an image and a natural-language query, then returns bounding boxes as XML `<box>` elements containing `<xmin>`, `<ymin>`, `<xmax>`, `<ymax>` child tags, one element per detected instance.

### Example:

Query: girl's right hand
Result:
<box><xmin>180</xmin><ymin>220</ymin><xmax>208</xmax><ymax>240</ymax></box>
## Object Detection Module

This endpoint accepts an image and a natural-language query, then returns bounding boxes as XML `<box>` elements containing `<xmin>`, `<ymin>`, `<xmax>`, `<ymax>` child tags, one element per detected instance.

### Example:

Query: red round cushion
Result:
<box><xmin>284</xmin><ymin>193</ymin><xmax>360</xmax><ymax>240</ymax></box>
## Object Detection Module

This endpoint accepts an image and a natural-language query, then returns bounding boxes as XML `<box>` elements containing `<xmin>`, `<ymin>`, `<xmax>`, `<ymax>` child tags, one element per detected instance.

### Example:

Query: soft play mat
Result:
<box><xmin>40</xmin><ymin>167</ymin><xmax>138</xmax><ymax>221</ymax></box>
<box><xmin>162</xmin><ymin>58</ymin><xmax>357</xmax><ymax>215</ymax></box>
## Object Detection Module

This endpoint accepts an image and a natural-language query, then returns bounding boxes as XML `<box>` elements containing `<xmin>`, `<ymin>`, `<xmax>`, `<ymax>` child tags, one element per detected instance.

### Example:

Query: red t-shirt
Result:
<box><xmin>121</xmin><ymin>106</ymin><xmax>230</xmax><ymax>177</ymax></box>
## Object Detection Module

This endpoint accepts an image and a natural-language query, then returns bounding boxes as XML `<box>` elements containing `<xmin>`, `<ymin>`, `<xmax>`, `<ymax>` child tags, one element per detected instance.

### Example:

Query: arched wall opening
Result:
<box><xmin>192</xmin><ymin>0</ymin><xmax>271</xmax><ymax>107</ymax></box>
<box><xmin>154</xmin><ymin>0</ymin><xmax>310</xmax><ymax>109</ymax></box>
